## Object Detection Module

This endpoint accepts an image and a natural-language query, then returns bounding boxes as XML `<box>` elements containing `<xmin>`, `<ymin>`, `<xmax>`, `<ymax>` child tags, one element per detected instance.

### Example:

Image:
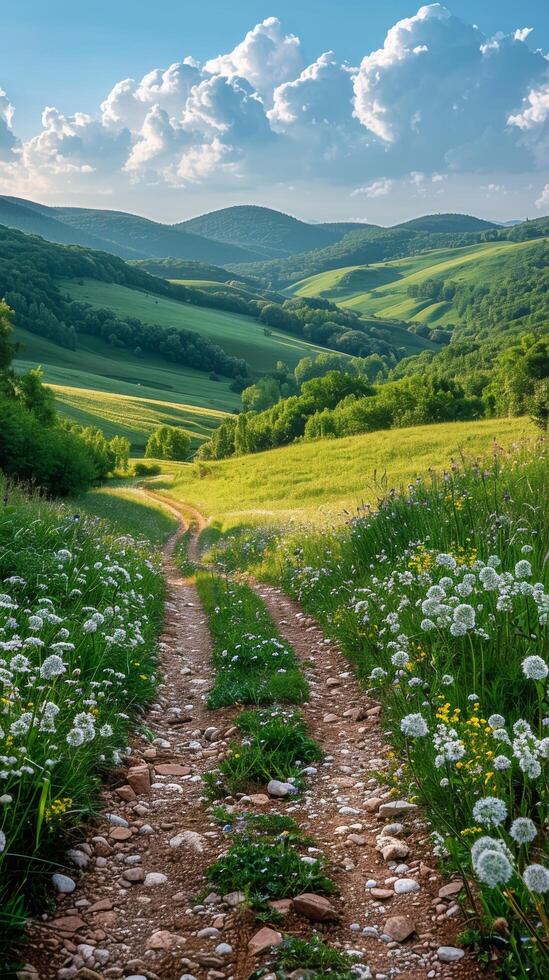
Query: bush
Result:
<box><xmin>133</xmin><ymin>461</ymin><xmax>162</xmax><ymax>476</ymax></box>
<box><xmin>145</xmin><ymin>425</ymin><xmax>191</xmax><ymax>461</ymax></box>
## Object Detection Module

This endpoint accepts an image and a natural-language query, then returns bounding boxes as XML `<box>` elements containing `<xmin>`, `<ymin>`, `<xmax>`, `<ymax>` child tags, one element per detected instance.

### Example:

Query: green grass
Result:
<box><xmin>75</xmin><ymin>486</ymin><xmax>179</xmax><ymax>544</ymax></box>
<box><xmin>287</xmin><ymin>239</ymin><xmax>544</xmax><ymax>324</ymax></box>
<box><xmin>60</xmin><ymin>278</ymin><xmax>337</xmax><ymax>371</ymax></box>
<box><xmin>162</xmin><ymin>416</ymin><xmax>533</xmax><ymax>524</ymax></box>
<box><xmin>14</xmin><ymin>326</ymin><xmax>236</xmax><ymax>453</ymax></box>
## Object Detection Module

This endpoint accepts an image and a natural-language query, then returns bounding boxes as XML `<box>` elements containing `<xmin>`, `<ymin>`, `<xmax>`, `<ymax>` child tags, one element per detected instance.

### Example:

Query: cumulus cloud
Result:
<box><xmin>351</xmin><ymin>177</ymin><xmax>393</xmax><ymax>198</ymax></box>
<box><xmin>2</xmin><ymin>6</ymin><xmax>549</xmax><ymax>204</ymax></box>
<box><xmin>204</xmin><ymin>17</ymin><xmax>305</xmax><ymax>102</ymax></box>
<box><xmin>535</xmin><ymin>183</ymin><xmax>549</xmax><ymax>208</ymax></box>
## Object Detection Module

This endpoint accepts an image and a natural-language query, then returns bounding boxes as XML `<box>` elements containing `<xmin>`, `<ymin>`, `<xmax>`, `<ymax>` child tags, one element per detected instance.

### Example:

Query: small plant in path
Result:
<box><xmin>260</xmin><ymin>933</ymin><xmax>359</xmax><ymax>978</ymax></box>
<box><xmin>210</xmin><ymin>807</ymin><xmax>313</xmax><ymax>845</ymax></box>
<box><xmin>203</xmin><ymin>707</ymin><xmax>323</xmax><ymax>797</ymax></box>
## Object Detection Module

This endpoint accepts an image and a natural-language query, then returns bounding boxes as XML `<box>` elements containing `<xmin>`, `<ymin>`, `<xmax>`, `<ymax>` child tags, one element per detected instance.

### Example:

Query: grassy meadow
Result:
<box><xmin>61</xmin><ymin>278</ymin><xmax>337</xmax><ymax>371</ymax></box>
<box><xmin>160</xmin><ymin>416</ymin><xmax>533</xmax><ymax>524</ymax></box>
<box><xmin>75</xmin><ymin>486</ymin><xmax>179</xmax><ymax>543</ymax></box>
<box><xmin>287</xmin><ymin>239</ymin><xmax>542</xmax><ymax>324</ymax></box>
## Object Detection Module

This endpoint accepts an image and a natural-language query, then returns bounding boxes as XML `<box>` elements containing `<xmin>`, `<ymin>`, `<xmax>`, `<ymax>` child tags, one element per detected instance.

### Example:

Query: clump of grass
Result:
<box><xmin>271</xmin><ymin>934</ymin><xmax>358</xmax><ymax>977</ymax></box>
<box><xmin>203</xmin><ymin>707</ymin><xmax>323</xmax><ymax>798</ymax></box>
<box><xmin>207</xmin><ymin>834</ymin><xmax>334</xmax><ymax>908</ymax></box>
<box><xmin>196</xmin><ymin>574</ymin><xmax>309</xmax><ymax>708</ymax></box>
<box><xmin>211</xmin><ymin>807</ymin><xmax>313</xmax><ymax>845</ymax></box>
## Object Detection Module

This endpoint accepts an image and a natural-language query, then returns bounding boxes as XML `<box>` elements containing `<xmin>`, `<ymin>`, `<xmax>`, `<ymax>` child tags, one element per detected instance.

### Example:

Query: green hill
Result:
<box><xmin>0</xmin><ymin>196</ymin><xmax>131</xmax><ymax>253</ymax></box>
<box><xmin>396</xmin><ymin>213</ymin><xmax>496</xmax><ymax>234</ymax></box>
<box><xmin>177</xmin><ymin>205</ymin><xmax>371</xmax><ymax>258</ymax></box>
<box><xmin>286</xmin><ymin>238</ymin><xmax>548</xmax><ymax>333</ymax></box>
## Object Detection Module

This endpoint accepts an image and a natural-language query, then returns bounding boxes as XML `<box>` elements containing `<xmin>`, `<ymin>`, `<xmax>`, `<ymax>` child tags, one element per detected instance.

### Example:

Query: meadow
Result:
<box><xmin>14</xmin><ymin>326</ymin><xmax>235</xmax><ymax>452</ymax></box>
<box><xmin>287</xmin><ymin>239</ymin><xmax>542</xmax><ymax>324</ymax></box>
<box><xmin>163</xmin><ymin>416</ymin><xmax>533</xmax><ymax>524</ymax></box>
<box><xmin>61</xmin><ymin>278</ymin><xmax>336</xmax><ymax>371</ymax></box>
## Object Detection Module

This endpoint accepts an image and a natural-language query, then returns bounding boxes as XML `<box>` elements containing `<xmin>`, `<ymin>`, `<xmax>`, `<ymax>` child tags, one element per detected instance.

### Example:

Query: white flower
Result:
<box><xmin>515</xmin><ymin>560</ymin><xmax>532</xmax><ymax>579</ymax></box>
<box><xmin>521</xmin><ymin>656</ymin><xmax>548</xmax><ymax>681</ymax></box>
<box><xmin>391</xmin><ymin>651</ymin><xmax>409</xmax><ymax>668</ymax></box>
<box><xmin>453</xmin><ymin>604</ymin><xmax>475</xmax><ymax>629</ymax></box>
<box><xmin>479</xmin><ymin>566</ymin><xmax>500</xmax><ymax>590</ymax></box>
<box><xmin>472</xmin><ymin>797</ymin><xmax>508</xmax><ymax>827</ymax></box>
<box><xmin>436</xmin><ymin>553</ymin><xmax>457</xmax><ymax>570</ymax></box>
<box><xmin>0</xmin><ymin>830</ymin><xmax>5</xmax><ymax>853</ymax></box>
<box><xmin>523</xmin><ymin>864</ymin><xmax>549</xmax><ymax>894</ymax></box>
<box><xmin>10</xmin><ymin>654</ymin><xmax>31</xmax><ymax>672</ymax></box>
<box><xmin>369</xmin><ymin>667</ymin><xmax>387</xmax><ymax>681</ymax></box>
<box><xmin>66</xmin><ymin>729</ymin><xmax>85</xmax><ymax>747</ymax></box>
<box><xmin>471</xmin><ymin>835</ymin><xmax>512</xmax><ymax>866</ymax></box>
<box><xmin>10</xmin><ymin>713</ymin><xmax>33</xmax><ymax>736</ymax></box>
<box><xmin>39</xmin><ymin>655</ymin><xmax>66</xmax><ymax>679</ymax></box>
<box><xmin>475</xmin><ymin>849</ymin><xmax>513</xmax><ymax>887</ymax></box>
<box><xmin>28</xmin><ymin>615</ymin><xmax>44</xmax><ymax>631</ymax></box>
<box><xmin>441</xmin><ymin>674</ymin><xmax>454</xmax><ymax>685</ymax></box>
<box><xmin>494</xmin><ymin>755</ymin><xmax>511</xmax><ymax>771</ymax></box>
<box><xmin>420</xmin><ymin>618</ymin><xmax>436</xmax><ymax>631</ymax></box>
<box><xmin>400</xmin><ymin>713</ymin><xmax>429</xmax><ymax>738</ymax></box>
<box><xmin>488</xmin><ymin>714</ymin><xmax>505</xmax><ymax>729</ymax></box>
<box><xmin>510</xmin><ymin>818</ymin><xmax>537</xmax><ymax>844</ymax></box>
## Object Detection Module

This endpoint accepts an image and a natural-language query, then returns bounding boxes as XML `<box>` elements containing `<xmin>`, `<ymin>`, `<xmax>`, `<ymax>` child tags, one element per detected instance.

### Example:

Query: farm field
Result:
<box><xmin>60</xmin><ymin>278</ymin><xmax>339</xmax><ymax>371</ymax></box>
<box><xmin>14</xmin><ymin>326</ymin><xmax>236</xmax><ymax>451</ymax></box>
<box><xmin>161</xmin><ymin>416</ymin><xmax>533</xmax><ymax>524</ymax></box>
<box><xmin>286</xmin><ymin>239</ymin><xmax>543</xmax><ymax>324</ymax></box>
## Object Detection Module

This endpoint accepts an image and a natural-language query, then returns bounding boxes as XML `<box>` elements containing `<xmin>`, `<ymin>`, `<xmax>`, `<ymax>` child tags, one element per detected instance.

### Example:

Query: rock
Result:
<box><xmin>115</xmin><ymin>784</ymin><xmax>137</xmax><ymax>802</ymax></box>
<box><xmin>378</xmin><ymin>800</ymin><xmax>418</xmax><ymax>818</ymax></box>
<box><xmin>52</xmin><ymin>873</ymin><xmax>76</xmax><ymax>894</ymax></box>
<box><xmin>438</xmin><ymin>879</ymin><xmax>464</xmax><ymax>899</ymax></box>
<box><xmin>147</xmin><ymin>930</ymin><xmax>182</xmax><ymax>950</ymax></box>
<box><xmin>215</xmin><ymin>944</ymin><xmax>233</xmax><ymax>955</ymax></box>
<box><xmin>379</xmin><ymin>839</ymin><xmax>410</xmax><ymax>861</ymax></box>
<box><xmin>326</xmin><ymin>677</ymin><xmax>342</xmax><ymax>687</ymax></box>
<box><xmin>66</xmin><ymin>848</ymin><xmax>89</xmax><ymax>869</ymax></box>
<box><xmin>87</xmin><ymin>899</ymin><xmax>113</xmax><ymax>914</ymax></box>
<box><xmin>370</xmin><ymin>889</ymin><xmax>393</xmax><ymax>900</ymax></box>
<box><xmin>269</xmin><ymin>899</ymin><xmax>292</xmax><ymax>915</ymax></box>
<box><xmin>347</xmin><ymin>834</ymin><xmax>367</xmax><ymax>846</ymax></box>
<box><xmin>16</xmin><ymin>965</ymin><xmax>39</xmax><ymax>979</ymax></box>
<box><xmin>154</xmin><ymin>763</ymin><xmax>191</xmax><ymax>776</ymax></box>
<box><xmin>323</xmin><ymin>713</ymin><xmax>339</xmax><ymax>723</ymax></box>
<box><xmin>144</xmin><ymin>872</ymin><xmax>167</xmax><ymax>887</ymax></box>
<box><xmin>248</xmin><ymin>927</ymin><xmax>283</xmax><ymax>956</ymax></box>
<box><xmin>139</xmin><ymin>824</ymin><xmax>154</xmax><ymax>835</ymax></box>
<box><xmin>223</xmin><ymin>891</ymin><xmax>245</xmax><ymax>907</ymax></box>
<box><xmin>92</xmin><ymin>836</ymin><xmax>112</xmax><ymax>857</ymax></box>
<box><xmin>127</xmin><ymin>765</ymin><xmax>151</xmax><ymax>795</ymax></box>
<box><xmin>293</xmin><ymin>894</ymin><xmax>338</xmax><ymax>922</ymax></box>
<box><xmin>248</xmin><ymin>794</ymin><xmax>270</xmax><ymax>806</ymax></box>
<box><xmin>109</xmin><ymin>827</ymin><xmax>132</xmax><ymax>841</ymax></box>
<box><xmin>197</xmin><ymin>928</ymin><xmax>220</xmax><ymax>939</ymax></box>
<box><xmin>437</xmin><ymin>947</ymin><xmax>465</xmax><ymax>963</ymax></box>
<box><xmin>364</xmin><ymin>798</ymin><xmax>382</xmax><ymax>813</ymax></box>
<box><xmin>126</xmin><ymin>977</ymin><xmax>148</xmax><ymax>980</ymax></box>
<box><xmin>343</xmin><ymin>706</ymin><xmax>369</xmax><ymax>722</ymax></box>
<box><xmin>52</xmin><ymin>916</ymin><xmax>86</xmax><ymax>934</ymax></box>
<box><xmin>393</xmin><ymin>878</ymin><xmax>420</xmax><ymax>895</ymax></box>
<box><xmin>203</xmin><ymin>892</ymin><xmax>222</xmax><ymax>905</ymax></box>
<box><xmin>123</xmin><ymin>867</ymin><xmax>145</xmax><ymax>883</ymax></box>
<box><xmin>383</xmin><ymin>915</ymin><xmax>416</xmax><ymax>942</ymax></box>
<box><xmin>169</xmin><ymin>830</ymin><xmax>205</xmax><ymax>853</ymax></box>
<box><xmin>267</xmin><ymin>779</ymin><xmax>297</xmax><ymax>798</ymax></box>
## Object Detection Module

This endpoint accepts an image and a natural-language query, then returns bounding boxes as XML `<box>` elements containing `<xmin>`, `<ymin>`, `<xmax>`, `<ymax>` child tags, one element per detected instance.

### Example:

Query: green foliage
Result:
<box><xmin>272</xmin><ymin>934</ymin><xmax>357</xmax><ymax>977</ymax></box>
<box><xmin>145</xmin><ymin>425</ymin><xmax>191</xmax><ymax>461</ymax></box>
<box><xmin>0</xmin><ymin>480</ymin><xmax>164</xmax><ymax>962</ymax></box>
<box><xmin>133</xmin><ymin>462</ymin><xmax>162</xmax><ymax>476</ymax></box>
<box><xmin>76</xmin><ymin>487</ymin><xmax>178</xmax><ymax>544</ymax></box>
<box><xmin>195</xmin><ymin>574</ymin><xmax>309</xmax><ymax>708</ymax></box>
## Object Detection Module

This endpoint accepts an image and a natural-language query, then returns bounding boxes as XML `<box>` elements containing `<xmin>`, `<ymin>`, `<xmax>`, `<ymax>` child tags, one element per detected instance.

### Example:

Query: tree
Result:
<box><xmin>145</xmin><ymin>426</ymin><xmax>191</xmax><ymax>461</ymax></box>
<box><xmin>530</xmin><ymin>379</ymin><xmax>549</xmax><ymax>432</ymax></box>
<box><xmin>14</xmin><ymin>367</ymin><xmax>56</xmax><ymax>425</ymax></box>
<box><xmin>110</xmin><ymin>435</ymin><xmax>131</xmax><ymax>471</ymax></box>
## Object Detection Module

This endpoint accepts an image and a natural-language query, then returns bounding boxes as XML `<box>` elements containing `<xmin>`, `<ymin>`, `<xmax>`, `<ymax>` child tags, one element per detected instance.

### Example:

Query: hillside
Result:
<box><xmin>286</xmin><ymin>238</ymin><xmax>548</xmax><ymax>337</ymax></box>
<box><xmin>163</xmin><ymin>416</ymin><xmax>532</xmax><ymax>523</ymax></box>
<box><xmin>177</xmin><ymin>205</ymin><xmax>370</xmax><ymax>258</ymax></box>
<box><xmin>0</xmin><ymin>196</ymin><xmax>262</xmax><ymax>263</ymax></box>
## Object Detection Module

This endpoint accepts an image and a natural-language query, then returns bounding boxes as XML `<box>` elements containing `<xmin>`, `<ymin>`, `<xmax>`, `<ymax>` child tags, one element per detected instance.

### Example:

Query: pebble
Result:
<box><xmin>214</xmin><ymin>943</ymin><xmax>233</xmax><ymax>955</ymax></box>
<box><xmin>144</xmin><ymin>872</ymin><xmax>168</xmax><ymax>887</ymax></box>
<box><xmin>52</xmin><ymin>874</ymin><xmax>76</xmax><ymax>894</ymax></box>
<box><xmin>394</xmin><ymin>878</ymin><xmax>420</xmax><ymax>895</ymax></box>
<box><xmin>437</xmin><ymin>946</ymin><xmax>465</xmax><ymax>963</ymax></box>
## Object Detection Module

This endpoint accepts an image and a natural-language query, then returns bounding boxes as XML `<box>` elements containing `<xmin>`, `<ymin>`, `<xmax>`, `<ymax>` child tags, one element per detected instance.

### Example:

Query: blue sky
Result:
<box><xmin>1</xmin><ymin>2</ymin><xmax>548</xmax><ymax>222</ymax></box>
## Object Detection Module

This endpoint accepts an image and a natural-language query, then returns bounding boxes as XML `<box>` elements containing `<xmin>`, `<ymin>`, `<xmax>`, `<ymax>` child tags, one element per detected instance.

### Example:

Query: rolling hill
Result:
<box><xmin>177</xmin><ymin>205</ymin><xmax>370</xmax><ymax>258</ymax></box>
<box><xmin>285</xmin><ymin>238</ymin><xmax>547</xmax><ymax>329</ymax></box>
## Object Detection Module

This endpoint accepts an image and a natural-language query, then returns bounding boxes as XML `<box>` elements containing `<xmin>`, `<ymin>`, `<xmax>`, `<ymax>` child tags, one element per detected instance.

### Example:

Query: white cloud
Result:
<box><xmin>535</xmin><ymin>183</ymin><xmax>549</xmax><ymax>208</ymax></box>
<box><xmin>508</xmin><ymin>83</ymin><xmax>549</xmax><ymax>130</ymax></box>
<box><xmin>351</xmin><ymin>177</ymin><xmax>393</xmax><ymax>198</ymax></box>
<box><xmin>204</xmin><ymin>17</ymin><xmax>304</xmax><ymax>102</ymax></box>
<box><xmin>21</xmin><ymin>106</ymin><xmax>131</xmax><ymax>179</ymax></box>
<box><xmin>0</xmin><ymin>87</ymin><xmax>17</xmax><ymax>158</ymax></box>
<box><xmin>269</xmin><ymin>51</ymin><xmax>354</xmax><ymax>127</ymax></box>
<box><xmin>101</xmin><ymin>60</ymin><xmax>202</xmax><ymax>131</ymax></box>
<box><xmin>514</xmin><ymin>28</ymin><xmax>533</xmax><ymax>43</ymax></box>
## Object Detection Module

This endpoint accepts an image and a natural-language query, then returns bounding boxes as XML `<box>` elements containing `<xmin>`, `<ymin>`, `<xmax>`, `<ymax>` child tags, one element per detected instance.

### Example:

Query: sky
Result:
<box><xmin>1</xmin><ymin>1</ymin><xmax>549</xmax><ymax>224</ymax></box>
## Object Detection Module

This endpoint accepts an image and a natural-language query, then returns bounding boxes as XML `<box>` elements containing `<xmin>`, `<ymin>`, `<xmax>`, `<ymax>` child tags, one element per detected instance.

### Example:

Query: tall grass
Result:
<box><xmin>0</xmin><ymin>480</ymin><xmax>165</xmax><ymax>967</ymax></box>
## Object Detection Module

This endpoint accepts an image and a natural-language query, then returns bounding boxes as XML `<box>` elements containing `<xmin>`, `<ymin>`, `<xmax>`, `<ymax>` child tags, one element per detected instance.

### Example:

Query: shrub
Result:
<box><xmin>145</xmin><ymin>425</ymin><xmax>191</xmax><ymax>461</ymax></box>
<box><xmin>133</xmin><ymin>461</ymin><xmax>162</xmax><ymax>476</ymax></box>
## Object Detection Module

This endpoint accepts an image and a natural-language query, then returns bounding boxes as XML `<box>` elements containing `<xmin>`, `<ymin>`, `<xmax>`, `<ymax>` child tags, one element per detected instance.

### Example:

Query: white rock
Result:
<box><xmin>215</xmin><ymin>943</ymin><xmax>233</xmax><ymax>955</ymax></box>
<box><xmin>169</xmin><ymin>830</ymin><xmax>205</xmax><ymax>853</ymax></box>
<box><xmin>394</xmin><ymin>878</ymin><xmax>420</xmax><ymax>895</ymax></box>
<box><xmin>144</xmin><ymin>872</ymin><xmax>168</xmax><ymax>887</ymax></box>
<box><xmin>52</xmin><ymin>873</ymin><xmax>76</xmax><ymax>894</ymax></box>
<box><xmin>437</xmin><ymin>946</ymin><xmax>465</xmax><ymax>963</ymax></box>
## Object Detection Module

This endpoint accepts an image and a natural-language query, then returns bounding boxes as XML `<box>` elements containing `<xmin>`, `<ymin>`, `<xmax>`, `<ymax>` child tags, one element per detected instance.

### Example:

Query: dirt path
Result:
<box><xmin>22</xmin><ymin>503</ymin><xmax>482</xmax><ymax>980</ymax></box>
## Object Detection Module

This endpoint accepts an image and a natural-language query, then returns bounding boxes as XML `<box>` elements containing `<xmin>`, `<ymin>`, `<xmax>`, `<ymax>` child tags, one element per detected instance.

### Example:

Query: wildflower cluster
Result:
<box><xmin>0</xmin><ymin>488</ymin><xmax>164</xmax><ymax>938</ymax></box>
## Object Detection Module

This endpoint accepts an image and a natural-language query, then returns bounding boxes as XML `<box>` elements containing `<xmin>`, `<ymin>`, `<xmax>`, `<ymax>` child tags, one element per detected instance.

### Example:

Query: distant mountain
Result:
<box><xmin>395</xmin><ymin>213</ymin><xmax>497</xmax><ymax>234</ymax></box>
<box><xmin>0</xmin><ymin>196</ymin><xmax>262</xmax><ymax>264</ymax></box>
<box><xmin>176</xmin><ymin>205</ymin><xmax>370</xmax><ymax>258</ymax></box>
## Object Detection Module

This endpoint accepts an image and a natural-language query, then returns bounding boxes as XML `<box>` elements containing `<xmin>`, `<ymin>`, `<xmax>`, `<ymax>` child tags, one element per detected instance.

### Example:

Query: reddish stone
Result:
<box><xmin>126</xmin><ymin>765</ymin><xmax>151</xmax><ymax>795</ymax></box>
<box><xmin>109</xmin><ymin>826</ymin><xmax>132</xmax><ymax>841</ymax></box>
<box><xmin>293</xmin><ymin>893</ymin><xmax>338</xmax><ymax>922</ymax></box>
<box><xmin>87</xmin><ymin>899</ymin><xmax>113</xmax><ymax>914</ymax></box>
<box><xmin>52</xmin><ymin>915</ymin><xmax>86</xmax><ymax>934</ymax></box>
<box><xmin>438</xmin><ymin>879</ymin><xmax>464</xmax><ymax>899</ymax></box>
<box><xmin>248</xmin><ymin>927</ymin><xmax>283</xmax><ymax>955</ymax></box>
<box><xmin>154</xmin><ymin>763</ymin><xmax>191</xmax><ymax>776</ymax></box>
<box><xmin>383</xmin><ymin>915</ymin><xmax>416</xmax><ymax>942</ymax></box>
<box><xmin>115</xmin><ymin>784</ymin><xmax>137</xmax><ymax>802</ymax></box>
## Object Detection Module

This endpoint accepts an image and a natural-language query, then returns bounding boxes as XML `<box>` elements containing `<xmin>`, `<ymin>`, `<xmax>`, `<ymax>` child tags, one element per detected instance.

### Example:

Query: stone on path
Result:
<box><xmin>267</xmin><ymin>779</ymin><xmax>297</xmax><ymax>798</ymax></box>
<box><xmin>168</xmin><ymin>830</ymin><xmax>205</xmax><ymax>852</ymax></box>
<box><xmin>293</xmin><ymin>893</ymin><xmax>338</xmax><ymax>922</ymax></box>
<box><xmin>437</xmin><ymin>946</ymin><xmax>465</xmax><ymax>963</ymax></box>
<box><xmin>383</xmin><ymin>915</ymin><xmax>416</xmax><ymax>942</ymax></box>
<box><xmin>51</xmin><ymin>873</ymin><xmax>75</xmax><ymax>894</ymax></box>
<box><xmin>248</xmin><ymin>927</ymin><xmax>283</xmax><ymax>956</ymax></box>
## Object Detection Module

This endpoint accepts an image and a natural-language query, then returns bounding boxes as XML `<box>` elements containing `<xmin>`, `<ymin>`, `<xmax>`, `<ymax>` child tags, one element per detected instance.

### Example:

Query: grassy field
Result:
<box><xmin>61</xmin><ymin>278</ymin><xmax>337</xmax><ymax>371</ymax></box>
<box><xmin>157</xmin><ymin>416</ymin><xmax>533</xmax><ymax>524</ymax></box>
<box><xmin>14</xmin><ymin>326</ymin><xmax>236</xmax><ymax>452</ymax></box>
<box><xmin>76</xmin><ymin>486</ymin><xmax>179</xmax><ymax>542</ymax></box>
<box><xmin>286</xmin><ymin>239</ymin><xmax>543</xmax><ymax>324</ymax></box>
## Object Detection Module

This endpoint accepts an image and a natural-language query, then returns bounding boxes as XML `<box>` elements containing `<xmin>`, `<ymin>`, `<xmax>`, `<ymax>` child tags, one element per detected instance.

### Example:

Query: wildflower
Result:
<box><xmin>514</xmin><ymin>560</ymin><xmax>532</xmax><ymax>579</ymax></box>
<box><xmin>471</xmin><ymin>835</ymin><xmax>512</xmax><ymax>865</ymax></box>
<box><xmin>475</xmin><ymin>849</ymin><xmax>513</xmax><ymax>887</ymax></box>
<box><xmin>436</xmin><ymin>553</ymin><xmax>457</xmax><ymax>570</ymax></box>
<box><xmin>369</xmin><ymin>667</ymin><xmax>387</xmax><ymax>681</ymax></box>
<box><xmin>391</xmin><ymin>651</ymin><xmax>409</xmax><ymax>668</ymax></box>
<box><xmin>488</xmin><ymin>714</ymin><xmax>505</xmax><ymax>729</ymax></box>
<box><xmin>39</xmin><ymin>655</ymin><xmax>66</xmax><ymax>679</ymax></box>
<box><xmin>523</xmin><ymin>864</ymin><xmax>549</xmax><ymax>894</ymax></box>
<box><xmin>521</xmin><ymin>655</ymin><xmax>548</xmax><ymax>681</ymax></box>
<box><xmin>441</xmin><ymin>674</ymin><xmax>454</xmax><ymax>685</ymax></box>
<box><xmin>99</xmin><ymin>724</ymin><xmax>113</xmax><ymax>737</ymax></box>
<box><xmin>479</xmin><ymin>566</ymin><xmax>500</xmax><ymax>590</ymax></box>
<box><xmin>66</xmin><ymin>729</ymin><xmax>85</xmax><ymax>747</ymax></box>
<box><xmin>10</xmin><ymin>654</ymin><xmax>31</xmax><ymax>672</ymax></box>
<box><xmin>510</xmin><ymin>818</ymin><xmax>537</xmax><ymax>844</ymax></box>
<box><xmin>10</xmin><ymin>713</ymin><xmax>33</xmax><ymax>736</ymax></box>
<box><xmin>472</xmin><ymin>797</ymin><xmax>508</xmax><ymax>827</ymax></box>
<box><xmin>453</xmin><ymin>604</ymin><xmax>475</xmax><ymax>629</ymax></box>
<box><xmin>400</xmin><ymin>713</ymin><xmax>429</xmax><ymax>738</ymax></box>
<box><xmin>420</xmin><ymin>618</ymin><xmax>436</xmax><ymax>631</ymax></box>
<box><xmin>493</xmin><ymin>755</ymin><xmax>511</xmax><ymax>770</ymax></box>
<box><xmin>0</xmin><ymin>830</ymin><xmax>5</xmax><ymax>853</ymax></box>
